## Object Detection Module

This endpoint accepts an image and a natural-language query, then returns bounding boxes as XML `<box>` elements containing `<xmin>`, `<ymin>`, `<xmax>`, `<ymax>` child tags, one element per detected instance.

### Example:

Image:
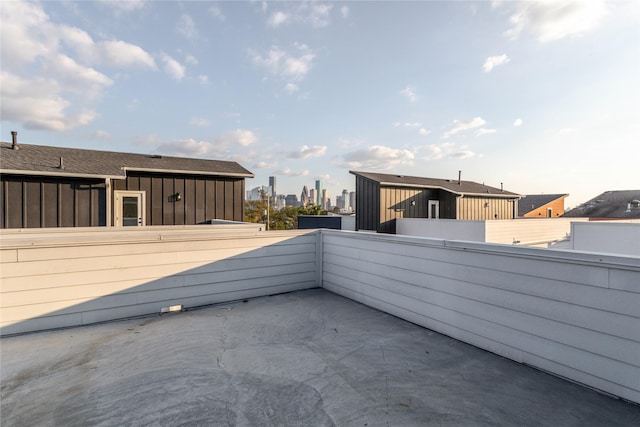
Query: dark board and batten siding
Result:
<box><xmin>355</xmin><ymin>176</ymin><xmax>379</xmax><ymax>232</ymax></box>
<box><xmin>0</xmin><ymin>175</ymin><xmax>106</xmax><ymax>228</ymax></box>
<box><xmin>114</xmin><ymin>173</ymin><xmax>245</xmax><ymax>225</ymax></box>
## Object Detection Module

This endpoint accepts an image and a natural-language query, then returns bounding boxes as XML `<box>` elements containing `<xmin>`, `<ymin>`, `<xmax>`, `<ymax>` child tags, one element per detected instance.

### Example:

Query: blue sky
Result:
<box><xmin>2</xmin><ymin>1</ymin><xmax>638</xmax><ymax>207</ymax></box>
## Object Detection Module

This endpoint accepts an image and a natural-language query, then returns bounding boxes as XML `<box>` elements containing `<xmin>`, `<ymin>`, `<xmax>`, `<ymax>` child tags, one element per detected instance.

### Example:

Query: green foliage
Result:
<box><xmin>244</xmin><ymin>201</ymin><xmax>326</xmax><ymax>230</ymax></box>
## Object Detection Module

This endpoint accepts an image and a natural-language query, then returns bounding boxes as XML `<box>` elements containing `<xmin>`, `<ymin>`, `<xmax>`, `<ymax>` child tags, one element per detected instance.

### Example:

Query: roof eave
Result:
<box><xmin>122</xmin><ymin>167</ymin><xmax>254</xmax><ymax>178</ymax></box>
<box><xmin>0</xmin><ymin>169</ymin><xmax>124</xmax><ymax>180</ymax></box>
<box><xmin>377</xmin><ymin>181</ymin><xmax>520</xmax><ymax>198</ymax></box>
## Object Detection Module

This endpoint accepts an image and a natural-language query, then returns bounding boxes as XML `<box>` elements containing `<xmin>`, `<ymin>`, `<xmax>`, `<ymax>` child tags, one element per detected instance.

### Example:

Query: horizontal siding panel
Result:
<box><xmin>324</xmin><ymin>234</ymin><xmax>611</xmax><ymax>288</ymax></box>
<box><xmin>323</xmin><ymin>260</ymin><xmax>640</xmax><ymax>366</ymax></box>
<box><xmin>324</xmin><ymin>247</ymin><xmax>640</xmax><ymax>320</ymax></box>
<box><xmin>0</xmin><ymin>249</ymin><xmax>18</xmax><ymax>263</ymax></box>
<box><xmin>1</xmin><ymin>251</ymin><xmax>316</xmax><ymax>294</ymax></box>
<box><xmin>322</xmin><ymin>230</ymin><xmax>640</xmax><ymax>404</ymax></box>
<box><xmin>323</xmin><ymin>242</ymin><xmax>640</xmax><ymax>318</ymax></box>
<box><xmin>1</xmin><ymin>230</ymin><xmax>320</xmax><ymax>335</ymax></box>
<box><xmin>1</xmin><ymin>242</ymin><xmax>316</xmax><ymax>279</ymax></box>
<box><xmin>12</xmin><ymin>233</ymin><xmax>316</xmax><ymax>262</ymax></box>
<box><xmin>322</xmin><ymin>270</ymin><xmax>638</xmax><ymax>392</ymax></box>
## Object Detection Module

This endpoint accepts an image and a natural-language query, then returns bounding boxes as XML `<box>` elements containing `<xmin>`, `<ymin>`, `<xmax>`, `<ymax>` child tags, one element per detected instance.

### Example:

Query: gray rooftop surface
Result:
<box><xmin>1</xmin><ymin>289</ymin><xmax>638</xmax><ymax>426</ymax></box>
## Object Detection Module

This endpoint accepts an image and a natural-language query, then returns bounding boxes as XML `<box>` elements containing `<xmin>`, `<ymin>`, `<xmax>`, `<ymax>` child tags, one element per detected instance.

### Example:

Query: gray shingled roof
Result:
<box><xmin>563</xmin><ymin>190</ymin><xmax>640</xmax><ymax>219</ymax></box>
<box><xmin>350</xmin><ymin>171</ymin><xmax>520</xmax><ymax>198</ymax></box>
<box><xmin>518</xmin><ymin>194</ymin><xmax>568</xmax><ymax>216</ymax></box>
<box><xmin>0</xmin><ymin>142</ymin><xmax>253</xmax><ymax>179</ymax></box>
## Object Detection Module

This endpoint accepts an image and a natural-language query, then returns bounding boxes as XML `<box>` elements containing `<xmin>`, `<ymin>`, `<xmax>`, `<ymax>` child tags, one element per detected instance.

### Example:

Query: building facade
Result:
<box><xmin>351</xmin><ymin>171</ymin><xmax>520</xmax><ymax>234</ymax></box>
<box><xmin>1</xmin><ymin>137</ymin><xmax>253</xmax><ymax>228</ymax></box>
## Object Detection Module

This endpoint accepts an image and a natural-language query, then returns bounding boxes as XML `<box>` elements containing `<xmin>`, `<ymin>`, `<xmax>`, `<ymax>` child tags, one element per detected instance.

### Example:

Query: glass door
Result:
<box><xmin>114</xmin><ymin>191</ymin><xmax>145</xmax><ymax>226</ymax></box>
<box><xmin>428</xmin><ymin>200</ymin><xmax>439</xmax><ymax>219</ymax></box>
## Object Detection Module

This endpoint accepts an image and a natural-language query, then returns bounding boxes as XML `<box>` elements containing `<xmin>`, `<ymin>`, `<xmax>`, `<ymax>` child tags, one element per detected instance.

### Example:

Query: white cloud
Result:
<box><xmin>339</xmin><ymin>145</ymin><xmax>414</xmax><ymax>170</ymax></box>
<box><xmin>216</xmin><ymin>129</ymin><xmax>258</xmax><ymax>147</ymax></box>
<box><xmin>198</xmin><ymin>75</ymin><xmax>209</xmax><ymax>85</ymax></box>
<box><xmin>275</xmin><ymin>167</ymin><xmax>310</xmax><ymax>177</ymax></box>
<box><xmin>503</xmin><ymin>0</ymin><xmax>608</xmax><ymax>42</ymax></box>
<box><xmin>185</xmin><ymin>54</ymin><xmax>198</xmax><ymax>65</ymax></box>
<box><xmin>267</xmin><ymin>11</ymin><xmax>290</xmax><ymax>27</ymax></box>
<box><xmin>249</xmin><ymin>44</ymin><xmax>315</xmax><ymax>84</ymax></box>
<box><xmin>400</xmin><ymin>85</ymin><xmax>418</xmax><ymax>102</ymax></box>
<box><xmin>176</xmin><ymin>14</ymin><xmax>198</xmax><ymax>39</ymax></box>
<box><xmin>1</xmin><ymin>71</ymin><xmax>98</xmax><ymax>131</ymax></box>
<box><xmin>209</xmin><ymin>5</ymin><xmax>225</xmax><ymax>20</ymax></box>
<box><xmin>132</xmin><ymin>134</ymin><xmax>160</xmax><ymax>146</ymax></box>
<box><xmin>160</xmin><ymin>53</ymin><xmax>186</xmax><ymax>80</ymax></box>
<box><xmin>443</xmin><ymin>117</ymin><xmax>486</xmax><ymax>138</ymax></box>
<box><xmin>475</xmin><ymin>128</ymin><xmax>496</xmax><ymax>136</ymax></box>
<box><xmin>288</xmin><ymin>145</ymin><xmax>327</xmax><ymax>159</ymax></box>
<box><xmin>419</xmin><ymin>128</ymin><xmax>431</xmax><ymax>136</ymax></box>
<box><xmin>265</xmin><ymin>3</ymin><xmax>333</xmax><ymax>28</ymax></box>
<box><xmin>284</xmin><ymin>83</ymin><xmax>299</xmax><ymax>94</ymax></box>
<box><xmin>252</xmin><ymin>161</ymin><xmax>278</xmax><ymax>169</ymax></box>
<box><xmin>127</xmin><ymin>98</ymin><xmax>141</xmax><ymax>111</ymax></box>
<box><xmin>483</xmin><ymin>54</ymin><xmax>510</xmax><ymax>72</ymax></box>
<box><xmin>341</xmin><ymin>6</ymin><xmax>350</xmax><ymax>19</ymax></box>
<box><xmin>189</xmin><ymin>117</ymin><xmax>211</xmax><ymax>127</ymax></box>
<box><xmin>513</xmin><ymin>118</ymin><xmax>523</xmax><ymax>127</ymax></box>
<box><xmin>422</xmin><ymin>142</ymin><xmax>476</xmax><ymax>160</ymax></box>
<box><xmin>394</xmin><ymin>121</ymin><xmax>422</xmax><ymax>128</ymax></box>
<box><xmin>92</xmin><ymin>130</ymin><xmax>112</xmax><ymax>139</ymax></box>
<box><xmin>0</xmin><ymin>1</ymin><xmax>156</xmax><ymax>131</ymax></box>
<box><xmin>309</xmin><ymin>3</ymin><xmax>333</xmax><ymax>28</ymax></box>
<box><xmin>449</xmin><ymin>150</ymin><xmax>476</xmax><ymax>159</ymax></box>
<box><xmin>157</xmin><ymin>138</ymin><xmax>213</xmax><ymax>157</ymax></box>
<box><xmin>99</xmin><ymin>0</ymin><xmax>145</xmax><ymax>14</ymax></box>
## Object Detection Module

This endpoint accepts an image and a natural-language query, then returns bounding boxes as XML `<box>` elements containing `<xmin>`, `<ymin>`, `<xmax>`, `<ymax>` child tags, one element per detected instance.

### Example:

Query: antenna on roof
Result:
<box><xmin>458</xmin><ymin>170</ymin><xmax>461</xmax><ymax>185</ymax></box>
<box><xmin>501</xmin><ymin>182</ymin><xmax>503</xmax><ymax>192</ymax></box>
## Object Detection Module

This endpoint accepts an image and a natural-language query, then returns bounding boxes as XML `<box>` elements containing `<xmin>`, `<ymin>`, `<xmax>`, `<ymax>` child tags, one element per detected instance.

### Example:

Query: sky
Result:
<box><xmin>2</xmin><ymin>0</ymin><xmax>639</xmax><ymax>208</ymax></box>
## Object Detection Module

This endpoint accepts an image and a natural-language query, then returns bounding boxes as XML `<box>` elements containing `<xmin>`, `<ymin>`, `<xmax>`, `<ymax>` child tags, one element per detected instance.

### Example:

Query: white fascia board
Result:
<box><xmin>122</xmin><ymin>167</ymin><xmax>254</xmax><ymax>178</ymax></box>
<box><xmin>0</xmin><ymin>169</ymin><xmax>124</xmax><ymax>180</ymax></box>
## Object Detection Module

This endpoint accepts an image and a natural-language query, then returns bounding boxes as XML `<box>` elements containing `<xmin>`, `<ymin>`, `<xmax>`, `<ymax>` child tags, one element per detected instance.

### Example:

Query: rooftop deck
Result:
<box><xmin>2</xmin><ymin>289</ymin><xmax>638</xmax><ymax>426</ymax></box>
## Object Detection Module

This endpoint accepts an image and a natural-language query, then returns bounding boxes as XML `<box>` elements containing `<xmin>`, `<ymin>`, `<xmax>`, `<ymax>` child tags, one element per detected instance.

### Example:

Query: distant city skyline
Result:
<box><xmin>2</xmin><ymin>1</ymin><xmax>638</xmax><ymax>207</ymax></box>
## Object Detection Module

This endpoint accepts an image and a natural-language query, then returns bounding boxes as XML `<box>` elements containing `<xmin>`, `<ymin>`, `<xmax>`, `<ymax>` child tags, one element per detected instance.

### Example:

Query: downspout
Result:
<box><xmin>456</xmin><ymin>194</ymin><xmax>464</xmax><ymax>220</ymax></box>
<box><xmin>105</xmin><ymin>178</ymin><xmax>112</xmax><ymax>227</ymax></box>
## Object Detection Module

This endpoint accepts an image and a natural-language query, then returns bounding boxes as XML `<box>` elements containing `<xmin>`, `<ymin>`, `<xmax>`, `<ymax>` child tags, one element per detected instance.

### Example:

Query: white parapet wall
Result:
<box><xmin>397</xmin><ymin>218</ymin><xmax>589</xmax><ymax>247</ymax></box>
<box><xmin>571</xmin><ymin>222</ymin><xmax>640</xmax><ymax>256</ymax></box>
<box><xmin>1</xmin><ymin>226</ymin><xmax>320</xmax><ymax>336</ymax></box>
<box><xmin>321</xmin><ymin>230</ymin><xmax>640</xmax><ymax>404</ymax></box>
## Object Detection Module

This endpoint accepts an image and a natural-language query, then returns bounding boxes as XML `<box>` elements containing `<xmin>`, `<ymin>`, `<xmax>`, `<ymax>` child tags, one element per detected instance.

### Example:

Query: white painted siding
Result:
<box><xmin>398</xmin><ymin>218</ymin><xmax>588</xmax><ymax>246</ymax></box>
<box><xmin>397</xmin><ymin>218</ymin><xmax>486</xmax><ymax>241</ymax></box>
<box><xmin>1</xmin><ymin>227</ymin><xmax>319</xmax><ymax>335</ymax></box>
<box><xmin>571</xmin><ymin>222</ymin><xmax>640</xmax><ymax>256</ymax></box>
<box><xmin>321</xmin><ymin>230</ymin><xmax>640</xmax><ymax>404</ymax></box>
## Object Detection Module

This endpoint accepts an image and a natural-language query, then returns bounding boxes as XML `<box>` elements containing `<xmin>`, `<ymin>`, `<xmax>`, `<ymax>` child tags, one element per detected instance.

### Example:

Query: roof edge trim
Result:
<box><xmin>122</xmin><ymin>167</ymin><xmax>255</xmax><ymax>178</ymax></box>
<box><xmin>0</xmin><ymin>169</ymin><xmax>124</xmax><ymax>180</ymax></box>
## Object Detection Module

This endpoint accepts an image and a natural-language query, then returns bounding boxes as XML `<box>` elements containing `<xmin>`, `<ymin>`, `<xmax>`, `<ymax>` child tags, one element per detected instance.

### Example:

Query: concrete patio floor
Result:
<box><xmin>1</xmin><ymin>288</ymin><xmax>638</xmax><ymax>426</ymax></box>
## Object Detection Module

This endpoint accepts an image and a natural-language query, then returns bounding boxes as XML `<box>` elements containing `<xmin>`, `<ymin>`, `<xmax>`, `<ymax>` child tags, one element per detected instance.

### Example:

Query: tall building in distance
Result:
<box><xmin>315</xmin><ymin>180</ymin><xmax>322</xmax><ymax>206</ymax></box>
<box><xmin>341</xmin><ymin>189</ymin><xmax>348</xmax><ymax>209</ymax></box>
<box><xmin>310</xmin><ymin>189</ymin><xmax>316</xmax><ymax>206</ymax></box>
<box><xmin>301</xmin><ymin>185</ymin><xmax>309</xmax><ymax>207</ymax></box>
<box><xmin>269</xmin><ymin>176</ymin><xmax>276</xmax><ymax>199</ymax></box>
<box><xmin>322</xmin><ymin>189</ymin><xmax>329</xmax><ymax>210</ymax></box>
<box><xmin>349</xmin><ymin>191</ymin><xmax>356</xmax><ymax>212</ymax></box>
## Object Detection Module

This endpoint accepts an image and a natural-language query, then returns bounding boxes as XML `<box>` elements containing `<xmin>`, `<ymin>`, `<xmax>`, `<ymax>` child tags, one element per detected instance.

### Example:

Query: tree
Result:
<box><xmin>244</xmin><ymin>200</ymin><xmax>327</xmax><ymax>230</ymax></box>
